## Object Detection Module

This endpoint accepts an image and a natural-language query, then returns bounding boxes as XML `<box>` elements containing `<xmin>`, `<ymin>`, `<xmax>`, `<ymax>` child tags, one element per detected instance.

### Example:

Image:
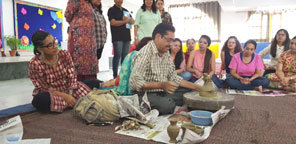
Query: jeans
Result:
<box><xmin>112</xmin><ymin>41</ymin><xmax>130</xmax><ymax>78</ymax></box>
<box><xmin>178</xmin><ymin>71</ymin><xmax>192</xmax><ymax>81</ymax></box>
<box><xmin>225</xmin><ymin>74</ymin><xmax>270</xmax><ymax>90</ymax></box>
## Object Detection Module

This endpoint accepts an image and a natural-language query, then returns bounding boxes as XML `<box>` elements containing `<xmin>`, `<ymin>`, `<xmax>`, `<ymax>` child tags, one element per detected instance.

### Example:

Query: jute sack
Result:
<box><xmin>73</xmin><ymin>89</ymin><xmax>120</xmax><ymax>123</ymax></box>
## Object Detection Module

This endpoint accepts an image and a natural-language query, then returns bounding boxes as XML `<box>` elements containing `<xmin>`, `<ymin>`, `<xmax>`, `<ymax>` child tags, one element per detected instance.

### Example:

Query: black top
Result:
<box><xmin>224</xmin><ymin>53</ymin><xmax>232</xmax><ymax>73</ymax></box>
<box><xmin>107</xmin><ymin>5</ymin><xmax>131</xmax><ymax>42</ymax></box>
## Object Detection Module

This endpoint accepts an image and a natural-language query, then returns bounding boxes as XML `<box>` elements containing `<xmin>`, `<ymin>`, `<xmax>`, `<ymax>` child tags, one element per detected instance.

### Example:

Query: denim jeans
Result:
<box><xmin>225</xmin><ymin>74</ymin><xmax>270</xmax><ymax>90</ymax></box>
<box><xmin>178</xmin><ymin>71</ymin><xmax>192</xmax><ymax>81</ymax></box>
<box><xmin>112</xmin><ymin>41</ymin><xmax>130</xmax><ymax>77</ymax></box>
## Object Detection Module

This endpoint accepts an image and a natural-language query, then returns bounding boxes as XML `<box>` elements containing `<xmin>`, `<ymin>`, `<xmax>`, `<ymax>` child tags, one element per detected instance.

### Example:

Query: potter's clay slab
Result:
<box><xmin>184</xmin><ymin>91</ymin><xmax>234</xmax><ymax>111</ymax></box>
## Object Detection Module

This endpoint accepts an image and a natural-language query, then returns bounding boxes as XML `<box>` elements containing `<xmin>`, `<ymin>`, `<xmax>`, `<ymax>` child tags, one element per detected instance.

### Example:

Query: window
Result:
<box><xmin>168</xmin><ymin>2</ymin><xmax>221</xmax><ymax>42</ymax></box>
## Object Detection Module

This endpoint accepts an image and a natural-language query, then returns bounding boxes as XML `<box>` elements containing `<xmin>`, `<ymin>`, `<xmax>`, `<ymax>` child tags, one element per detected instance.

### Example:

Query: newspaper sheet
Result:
<box><xmin>0</xmin><ymin>115</ymin><xmax>51</xmax><ymax>144</ymax></box>
<box><xmin>116</xmin><ymin>106</ymin><xmax>232</xmax><ymax>144</ymax></box>
<box><xmin>226</xmin><ymin>89</ymin><xmax>295</xmax><ymax>96</ymax></box>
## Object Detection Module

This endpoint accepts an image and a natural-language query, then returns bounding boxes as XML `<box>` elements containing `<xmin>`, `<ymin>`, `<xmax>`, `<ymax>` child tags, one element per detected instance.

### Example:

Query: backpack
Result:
<box><xmin>73</xmin><ymin>89</ymin><xmax>120</xmax><ymax>123</ymax></box>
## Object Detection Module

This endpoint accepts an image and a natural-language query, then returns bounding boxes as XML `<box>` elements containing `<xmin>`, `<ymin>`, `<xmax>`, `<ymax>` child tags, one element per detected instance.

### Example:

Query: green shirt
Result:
<box><xmin>134</xmin><ymin>8</ymin><xmax>161</xmax><ymax>40</ymax></box>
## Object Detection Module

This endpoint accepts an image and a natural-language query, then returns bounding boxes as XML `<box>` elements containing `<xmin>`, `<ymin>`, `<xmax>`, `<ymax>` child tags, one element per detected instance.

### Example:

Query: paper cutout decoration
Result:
<box><xmin>21</xmin><ymin>36</ymin><xmax>29</xmax><ymax>46</ymax></box>
<box><xmin>38</xmin><ymin>8</ymin><xmax>43</xmax><ymax>15</ymax></box>
<box><xmin>39</xmin><ymin>28</ymin><xmax>44</xmax><ymax>31</ymax></box>
<box><xmin>51</xmin><ymin>24</ymin><xmax>56</xmax><ymax>29</ymax></box>
<box><xmin>24</xmin><ymin>23</ymin><xmax>30</xmax><ymax>30</ymax></box>
<box><xmin>50</xmin><ymin>11</ymin><xmax>62</xmax><ymax>24</ymax></box>
<box><xmin>50</xmin><ymin>11</ymin><xmax>57</xmax><ymax>21</ymax></box>
<box><xmin>21</xmin><ymin>7</ymin><xmax>27</xmax><ymax>15</ymax></box>
<box><xmin>56</xmin><ymin>11</ymin><xmax>63</xmax><ymax>19</ymax></box>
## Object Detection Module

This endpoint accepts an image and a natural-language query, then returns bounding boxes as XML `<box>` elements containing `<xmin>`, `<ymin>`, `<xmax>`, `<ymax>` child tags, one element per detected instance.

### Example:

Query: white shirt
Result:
<box><xmin>259</xmin><ymin>44</ymin><xmax>284</xmax><ymax>69</ymax></box>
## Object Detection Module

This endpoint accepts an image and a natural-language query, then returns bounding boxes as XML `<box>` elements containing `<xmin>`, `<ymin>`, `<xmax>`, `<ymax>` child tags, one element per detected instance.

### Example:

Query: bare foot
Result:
<box><xmin>254</xmin><ymin>86</ymin><xmax>263</xmax><ymax>92</ymax></box>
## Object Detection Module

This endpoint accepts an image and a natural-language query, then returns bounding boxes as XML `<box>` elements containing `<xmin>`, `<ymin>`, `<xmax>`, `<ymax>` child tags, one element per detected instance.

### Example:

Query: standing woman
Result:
<box><xmin>259</xmin><ymin>29</ymin><xmax>290</xmax><ymax>76</ymax></box>
<box><xmin>134</xmin><ymin>0</ymin><xmax>161</xmax><ymax>45</ymax></box>
<box><xmin>65</xmin><ymin>0</ymin><xmax>107</xmax><ymax>81</ymax></box>
<box><xmin>187</xmin><ymin>35</ymin><xmax>221</xmax><ymax>88</ymax></box>
<box><xmin>156</xmin><ymin>0</ymin><xmax>173</xmax><ymax>26</ymax></box>
<box><xmin>220</xmin><ymin>36</ymin><xmax>242</xmax><ymax>76</ymax></box>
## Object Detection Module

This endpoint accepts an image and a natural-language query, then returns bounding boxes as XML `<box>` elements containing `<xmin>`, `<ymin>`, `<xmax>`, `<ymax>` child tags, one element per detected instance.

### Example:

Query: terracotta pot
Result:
<box><xmin>167</xmin><ymin>119</ymin><xmax>180</xmax><ymax>143</ymax></box>
<box><xmin>9</xmin><ymin>50</ymin><xmax>16</xmax><ymax>56</ymax></box>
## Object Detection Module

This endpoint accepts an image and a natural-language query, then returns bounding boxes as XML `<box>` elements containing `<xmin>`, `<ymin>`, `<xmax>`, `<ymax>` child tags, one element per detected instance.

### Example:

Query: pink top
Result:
<box><xmin>228</xmin><ymin>52</ymin><xmax>264</xmax><ymax>76</ymax></box>
<box><xmin>192</xmin><ymin>50</ymin><xmax>205</xmax><ymax>78</ymax></box>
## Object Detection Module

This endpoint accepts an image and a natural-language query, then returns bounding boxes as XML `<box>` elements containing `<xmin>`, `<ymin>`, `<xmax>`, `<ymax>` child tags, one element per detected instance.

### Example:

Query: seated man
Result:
<box><xmin>129</xmin><ymin>23</ymin><xmax>201</xmax><ymax>115</ymax></box>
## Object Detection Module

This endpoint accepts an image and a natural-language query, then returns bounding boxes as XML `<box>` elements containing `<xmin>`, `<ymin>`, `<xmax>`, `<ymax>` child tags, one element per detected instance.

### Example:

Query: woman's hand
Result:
<box><xmin>63</xmin><ymin>94</ymin><xmax>76</xmax><ymax>108</ymax></box>
<box><xmin>53</xmin><ymin>91</ymin><xmax>77</xmax><ymax>107</ymax></box>
<box><xmin>240</xmin><ymin>78</ymin><xmax>250</xmax><ymax>85</ymax></box>
<box><xmin>280</xmin><ymin>77</ymin><xmax>290</xmax><ymax>86</ymax></box>
<box><xmin>194</xmin><ymin>70</ymin><xmax>202</xmax><ymax>78</ymax></box>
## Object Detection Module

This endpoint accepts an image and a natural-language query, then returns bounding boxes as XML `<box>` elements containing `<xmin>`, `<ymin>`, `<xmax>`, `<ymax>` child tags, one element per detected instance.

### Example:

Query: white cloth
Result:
<box><xmin>259</xmin><ymin>44</ymin><xmax>284</xmax><ymax>69</ymax></box>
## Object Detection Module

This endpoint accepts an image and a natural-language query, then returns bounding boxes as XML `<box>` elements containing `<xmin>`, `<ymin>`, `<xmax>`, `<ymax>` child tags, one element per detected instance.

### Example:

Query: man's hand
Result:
<box><xmin>123</xmin><ymin>16</ymin><xmax>129</xmax><ymax>24</ymax></box>
<box><xmin>161</xmin><ymin>81</ymin><xmax>178</xmax><ymax>94</ymax></box>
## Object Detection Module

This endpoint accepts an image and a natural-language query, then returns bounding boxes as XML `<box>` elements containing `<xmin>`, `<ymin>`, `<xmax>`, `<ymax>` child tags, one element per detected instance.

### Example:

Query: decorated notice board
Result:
<box><xmin>14</xmin><ymin>0</ymin><xmax>63</xmax><ymax>50</ymax></box>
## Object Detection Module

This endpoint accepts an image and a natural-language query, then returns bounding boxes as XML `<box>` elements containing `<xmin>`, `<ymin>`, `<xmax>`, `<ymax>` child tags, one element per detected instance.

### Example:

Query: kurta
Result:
<box><xmin>28</xmin><ymin>50</ymin><xmax>91</xmax><ymax>112</ymax></box>
<box><xmin>65</xmin><ymin>0</ymin><xmax>98</xmax><ymax>75</ymax></box>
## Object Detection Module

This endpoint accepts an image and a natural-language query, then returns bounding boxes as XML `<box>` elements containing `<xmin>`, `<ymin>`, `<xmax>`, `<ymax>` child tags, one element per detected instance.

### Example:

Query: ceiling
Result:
<box><xmin>163</xmin><ymin>0</ymin><xmax>296</xmax><ymax>11</ymax></box>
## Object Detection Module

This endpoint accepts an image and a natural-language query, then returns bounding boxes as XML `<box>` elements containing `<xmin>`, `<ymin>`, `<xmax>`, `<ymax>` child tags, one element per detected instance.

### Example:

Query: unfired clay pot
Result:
<box><xmin>167</xmin><ymin>119</ymin><xmax>180</xmax><ymax>143</ymax></box>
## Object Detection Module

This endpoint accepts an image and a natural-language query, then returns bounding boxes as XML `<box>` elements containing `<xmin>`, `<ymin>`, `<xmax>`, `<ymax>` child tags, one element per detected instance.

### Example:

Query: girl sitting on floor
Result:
<box><xmin>28</xmin><ymin>30</ymin><xmax>100</xmax><ymax>112</ymax></box>
<box><xmin>186</xmin><ymin>35</ymin><xmax>221</xmax><ymax>88</ymax></box>
<box><xmin>170</xmin><ymin>38</ymin><xmax>192</xmax><ymax>81</ymax></box>
<box><xmin>266</xmin><ymin>36</ymin><xmax>296</xmax><ymax>92</ymax></box>
<box><xmin>226</xmin><ymin>40</ymin><xmax>269</xmax><ymax>91</ymax></box>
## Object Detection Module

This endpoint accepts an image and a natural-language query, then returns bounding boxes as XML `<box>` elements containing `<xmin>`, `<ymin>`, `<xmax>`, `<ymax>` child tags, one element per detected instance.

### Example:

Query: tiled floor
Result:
<box><xmin>0</xmin><ymin>70</ymin><xmax>113</xmax><ymax>110</ymax></box>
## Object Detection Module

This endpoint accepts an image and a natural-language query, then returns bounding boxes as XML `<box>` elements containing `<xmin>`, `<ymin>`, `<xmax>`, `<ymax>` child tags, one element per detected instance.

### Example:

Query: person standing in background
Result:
<box><xmin>65</xmin><ymin>0</ymin><xmax>106</xmax><ymax>81</ymax></box>
<box><xmin>134</xmin><ymin>0</ymin><xmax>161</xmax><ymax>45</ymax></box>
<box><xmin>108</xmin><ymin>0</ymin><xmax>134</xmax><ymax>78</ymax></box>
<box><xmin>156</xmin><ymin>0</ymin><xmax>173</xmax><ymax>26</ymax></box>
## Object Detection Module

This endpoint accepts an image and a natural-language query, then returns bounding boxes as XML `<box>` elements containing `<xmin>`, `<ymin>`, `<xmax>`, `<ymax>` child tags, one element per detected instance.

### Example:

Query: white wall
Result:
<box><xmin>220</xmin><ymin>10</ymin><xmax>249</xmax><ymax>43</ymax></box>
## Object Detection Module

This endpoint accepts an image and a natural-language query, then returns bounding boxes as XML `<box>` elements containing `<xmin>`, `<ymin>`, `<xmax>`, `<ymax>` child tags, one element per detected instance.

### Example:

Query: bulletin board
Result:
<box><xmin>14</xmin><ymin>0</ymin><xmax>63</xmax><ymax>50</ymax></box>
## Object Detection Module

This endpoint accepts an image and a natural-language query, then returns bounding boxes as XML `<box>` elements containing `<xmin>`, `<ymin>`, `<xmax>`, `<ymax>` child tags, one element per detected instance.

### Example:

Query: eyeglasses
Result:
<box><xmin>163</xmin><ymin>36</ymin><xmax>174</xmax><ymax>43</ymax></box>
<box><xmin>42</xmin><ymin>39</ymin><xmax>58</xmax><ymax>49</ymax></box>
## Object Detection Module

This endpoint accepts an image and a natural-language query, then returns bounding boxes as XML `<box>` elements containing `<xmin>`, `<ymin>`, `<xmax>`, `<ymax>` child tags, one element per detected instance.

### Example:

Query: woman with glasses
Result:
<box><xmin>28</xmin><ymin>31</ymin><xmax>101</xmax><ymax>112</ymax></box>
<box><xmin>186</xmin><ymin>35</ymin><xmax>221</xmax><ymax>87</ymax></box>
<box><xmin>259</xmin><ymin>29</ymin><xmax>290</xmax><ymax>76</ymax></box>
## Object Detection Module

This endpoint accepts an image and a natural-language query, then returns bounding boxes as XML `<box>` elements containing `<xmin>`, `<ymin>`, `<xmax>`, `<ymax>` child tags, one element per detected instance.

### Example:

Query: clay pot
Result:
<box><xmin>181</xmin><ymin>123</ymin><xmax>203</xmax><ymax>139</ymax></box>
<box><xmin>167</xmin><ymin>119</ymin><xmax>180</xmax><ymax>143</ymax></box>
<box><xmin>9</xmin><ymin>50</ymin><xmax>16</xmax><ymax>56</ymax></box>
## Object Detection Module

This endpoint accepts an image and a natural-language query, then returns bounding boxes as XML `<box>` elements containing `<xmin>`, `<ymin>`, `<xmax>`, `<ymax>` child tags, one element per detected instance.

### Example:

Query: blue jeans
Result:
<box><xmin>178</xmin><ymin>71</ymin><xmax>192</xmax><ymax>81</ymax></box>
<box><xmin>189</xmin><ymin>75</ymin><xmax>222</xmax><ymax>88</ymax></box>
<box><xmin>225</xmin><ymin>74</ymin><xmax>270</xmax><ymax>90</ymax></box>
<box><xmin>112</xmin><ymin>41</ymin><xmax>130</xmax><ymax>77</ymax></box>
